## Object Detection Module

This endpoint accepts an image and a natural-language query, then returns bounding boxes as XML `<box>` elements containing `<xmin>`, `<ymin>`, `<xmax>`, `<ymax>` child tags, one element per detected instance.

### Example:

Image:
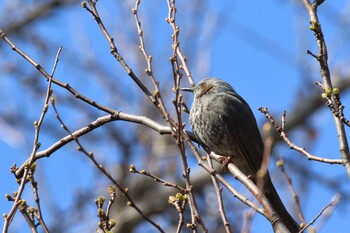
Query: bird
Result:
<box><xmin>186</xmin><ymin>78</ymin><xmax>299</xmax><ymax>233</ymax></box>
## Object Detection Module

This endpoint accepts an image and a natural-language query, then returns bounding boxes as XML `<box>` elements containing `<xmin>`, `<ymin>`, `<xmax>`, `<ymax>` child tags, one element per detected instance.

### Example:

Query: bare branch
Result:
<box><xmin>259</xmin><ymin>107</ymin><xmax>343</xmax><ymax>165</ymax></box>
<box><xmin>3</xmin><ymin>46</ymin><xmax>61</xmax><ymax>233</ymax></box>
<box><xmin>165</xmin><ymin>0</ymin><xmax>194</xmax><ymax>86</ymax></box>
<box><xmin>14</xmin><ymin>112</ymin><xmax>173</xmax><ymax>177</ymax></box>
<box><xmin>301</xmin><ymin>0</ymin><xmax>350</xmax><ymax>177</ymax></box>
<box><xmin>30</xmin><ymin>177</ymin><xmax>50</xmax><ymax>233</ymax></box>
<box><xmin>95</xmin><ymin>186</ymin><xmax>117</xmax><ymax>232</ymax></box>
<box><xmin>18</xmin><ymin>201</ymin><xmax>37</xmax><ymax>233</ymax></box>
<box><xmin>0</xmin><ymin>28</ymin><xmax>117</xmax><ymax>115</ymax></box>
<box><xmin>277</xmin><ymin>157</ymin><xmax>306</xmax><ymax>226</ymax></box>
<box><xmin>209</xmin><ymin>152</ymin><xmax>289</xmax><ymax>232</ymax></box>
<box><xmin>207</xmin><ymin>158</ymin><xmax>232</xmax><ymax>233</ymax></box>
<box><xmin>82</xmin><ymin>0</ymin><xmax>162</xmax><ymax>110</ymax></box>
<box><xmin>181</xmin><ymin>132</ymin><xmax>263</xmax><ymax>214</ymax></box>
<box><xmin>129</xmin><ymin>164</ymin><xmax>187</xmax><ymax>193</ymax></box>
<box><xmin>51</xmin><ymin>101</ymin><xmax>165</xmax><ymax>233</ymax></box>
<box><xmin>300</xmin><ymin>194</ymin><xmax>341</xmax><ymax>232</ymax></box>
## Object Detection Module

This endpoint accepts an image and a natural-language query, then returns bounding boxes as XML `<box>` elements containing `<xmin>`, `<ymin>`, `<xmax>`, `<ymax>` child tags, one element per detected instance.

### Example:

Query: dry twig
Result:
<box><xmin>2</xmin><ymin>46</ymin><xmax>62</xmax><ymax>233</ymax></box>
<box><xmin>301</xmin><ymin>0</ymin><xmax>350</xmax><ymax>177</ymax></box>
<box><xmin>299</xmin><ymin>194</ymin><xmax>341</xmax><ymax>233</ymax></box>
<box><xmin>259</xmin><ymin>107</ymin><xmax>343</xmax><ymax>165</ymax></box>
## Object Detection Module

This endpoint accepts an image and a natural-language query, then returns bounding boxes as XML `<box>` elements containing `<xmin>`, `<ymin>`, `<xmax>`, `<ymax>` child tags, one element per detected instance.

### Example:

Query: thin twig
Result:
<box><xmin>18</xmin><ymin>201</ymin><xmax>37</xmax><ymax>233</ymax></box>
<box><xmin>2</xmin><ymin>46</ymin><xmax>61</xmax><ymax>233</ymax></box>
<box><xmin>277</xmin><ymin>157</ymin><xmax>306</xmax><ymax>226</ymax></box>
<box><xmin>165</xmin><ymin>0</ymin><xmax>194</xmax><ymax>86</ymax></box>
<box><xmin>181</xmin><ymin>131</ymin><xmax>263</xmax><ymax>214</ymax></box>
<box><xmin>0</xmin><ymin>29</ymin><xmax>116</xmax><ymax>115</ymax></box>
<box><xmin>299</xmin><ymin>194</ymin><xmax>341</xmax><ymax>233</ymax></box>
<box><xmin>129</xmin><ymin>164</ymin><xmax>187</xmax><ymax>193</ymax></box>
<box><xmin>207</xmin><ymin>158</ymin><xmax>232</xmax><ymax>233</ymax></box>
<box><xmin>259</xmin><ymin>107</ymin><xmax>343</xmax><ymax>165</ymax></box>
<box><xmin>168</xmin><ymin>193</ymin><xmax>187</xmax><ymax>233</ymax></box>
<box><xmin>82</xmin><ymin>1</ymin><xmax>161</xmax><ymax>109</ymax></box>
<box><xmin>163</xmin><ymin>0</ymin><xmax>206</xmax><ymax>231</ymax></box>
<box><xmin>105</xmin><ymin>186</ymin><xmax>116</xmax><ymax>218</ymax></box>
<box><xmin>95</xmin><ymin>186</ymin><xmax>117</xmax><ymax>232</ymax></box>
<box><xmin>132</xmin><ymin>1</ymin><xmax>207</xmax><ymax>229</ymax></box>
<box><xmin>30</xmin><ymin>177</ymin><xmax>50</xmax><ymax>233</ymax></box>
<box><xmin>132</xmin><ymin>0</ymin><xmax>164</xmax><ymax>102</ymax></box>
<box><xmin>301</xmin><ymin>0</ymin><xmax>350</xmax><ymax>177</ymax></box>
<box><xmin>241</xmin><ymin>209</ymin><xmax>255</xmax><ymax>233</ymax></box>
<box><xmin>209</xmin><ymin>152</ymin><xmax>282</xmax><ymax>228</ymax></box>
<box><xmin>82</xmin><ymin>3</ymin><xmax>207</xmax><ymax>230</ymax></box>
<box><xmin>51</xmin><ymin>101</ymin><xmax>166</xmax><ymax>233</ymax></box>
<box><xmin>14</xmin><ymin>112</ymin><xmax>198</xmax><ymax>178</ymax></box>
<box><xmin>321</xmin><ymin>88</ymin><xmax>350</xmax><ymax>127</ymax></box>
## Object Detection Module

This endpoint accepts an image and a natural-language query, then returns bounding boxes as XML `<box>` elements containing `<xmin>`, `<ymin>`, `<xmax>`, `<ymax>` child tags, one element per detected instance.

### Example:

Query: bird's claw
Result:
<box><xmin>218</xmin><ymin>156</ymin><xmax>232</xmax><ymax>172</ymax></box>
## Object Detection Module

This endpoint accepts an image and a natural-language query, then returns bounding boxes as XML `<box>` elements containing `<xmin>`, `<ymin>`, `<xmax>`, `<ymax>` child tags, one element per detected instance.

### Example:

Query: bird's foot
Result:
<box><xmin>218</xmin><ymin>156</ymin><xmax>232</xmax><ymax>172</ymax></box>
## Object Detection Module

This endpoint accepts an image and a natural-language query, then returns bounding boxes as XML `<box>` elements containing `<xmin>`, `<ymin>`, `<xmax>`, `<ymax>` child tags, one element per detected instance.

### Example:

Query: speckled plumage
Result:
<box><xmin>189</xmin><ymin>78</ymin><xmax>299</xmax><ymax>233</ymax></box>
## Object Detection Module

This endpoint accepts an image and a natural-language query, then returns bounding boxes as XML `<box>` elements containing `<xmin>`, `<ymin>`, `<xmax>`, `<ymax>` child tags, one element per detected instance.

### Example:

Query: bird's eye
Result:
<box><xmin>199</xmin><ymin>82</ymin><xmax>206</xmax><ymax>88</ymax></box>
<box><xmin>197</xmin><ymin>82</ymin><xmax>213</xmax><ymax>97</ymax></box>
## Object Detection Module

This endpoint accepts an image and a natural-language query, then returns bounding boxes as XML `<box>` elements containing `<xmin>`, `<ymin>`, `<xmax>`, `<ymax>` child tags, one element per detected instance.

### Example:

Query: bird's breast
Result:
<box><xmin>190</xmin><ymin>96</ymin><xmax>235</xmax><ymax>156</ymax></box>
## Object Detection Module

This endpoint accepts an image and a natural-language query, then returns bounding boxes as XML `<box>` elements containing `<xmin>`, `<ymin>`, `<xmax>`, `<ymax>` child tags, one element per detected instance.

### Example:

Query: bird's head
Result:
<box><xmin>191</xmin><ymin>78</ymin><xmax>235</xmax><ymax>99</ymax></box>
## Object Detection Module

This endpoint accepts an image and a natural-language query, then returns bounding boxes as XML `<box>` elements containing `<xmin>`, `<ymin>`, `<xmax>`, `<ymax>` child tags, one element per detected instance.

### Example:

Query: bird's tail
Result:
<box><xmin>263</xmin><ymin>173</ymin><xmax>300</xmax><ymax>233</ymax></box>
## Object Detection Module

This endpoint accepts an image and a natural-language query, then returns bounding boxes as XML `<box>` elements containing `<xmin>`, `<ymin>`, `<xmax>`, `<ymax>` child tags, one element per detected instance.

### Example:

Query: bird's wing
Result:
<box><xmin>219</xmin><ymin>92</ymin><xmax>264</xmax><ymax>178</ymax></box>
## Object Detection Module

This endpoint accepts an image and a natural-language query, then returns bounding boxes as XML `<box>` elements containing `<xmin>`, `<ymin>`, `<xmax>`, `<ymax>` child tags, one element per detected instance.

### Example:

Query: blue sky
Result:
<box><xmin>1</xmin><ymin>0</ymin><xmax>350</xmax><ymax>232</ymax></box>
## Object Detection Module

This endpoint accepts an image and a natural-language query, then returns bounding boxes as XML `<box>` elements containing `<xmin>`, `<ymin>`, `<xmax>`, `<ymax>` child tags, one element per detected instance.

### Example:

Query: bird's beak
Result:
<box><xmin>180</xmin><ymin>87</ymin><xmax>193</xmax><ymax>92</ymax></box>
